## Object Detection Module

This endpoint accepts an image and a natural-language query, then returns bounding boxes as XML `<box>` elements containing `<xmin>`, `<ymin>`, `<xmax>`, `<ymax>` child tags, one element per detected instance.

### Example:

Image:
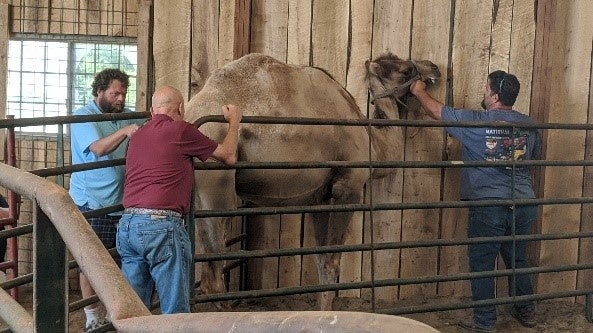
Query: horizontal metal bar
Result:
<box><xmin>379</xmin><ymin>289</ymin><xmax>593</xmax><ymax>315</ymax></box>
<box><xmin>3</xmin><ymin>113</ymin><xmax>593</xmax><ymax>131</ymax></box>
<box><xmin>194</xmin><ymin>115</ymin><xmax>593</xmax><ymax>131</ymax></box>
<box><xmin>194</xmin><ymin>196</ymin><xmax>593</xmax><ymax>218</ymax></box>
<box><xmin>30</xmin><ymin>157</ymin><xmax>593</xmax><ymax>178</ymax></box>
<box><xmin>0</xmin><ymin>112</ymin><xmax>150</xmax><ymax>128</ymax></box>
<box><xmin>0</xmin><ymin>224</ymin><xmax>33</xmax><ymax>239</ymax></box>
<box><xmin>195</xmin><ymin>231</ymin><xmax>593</xmax><ymax>262</ymax></box>
<box><xmin>0</xmin><ymin>273</ymin><xmax>32</xmax><ymax>290</ymax></box>
<box><xmin>193</xmin><ymin>262</ymin><xmax>593</xmax><ymax>304</ymax></box>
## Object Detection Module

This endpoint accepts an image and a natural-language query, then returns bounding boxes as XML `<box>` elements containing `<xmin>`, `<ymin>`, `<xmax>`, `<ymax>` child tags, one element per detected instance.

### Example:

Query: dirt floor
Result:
<box><xmin>2</xmin><ymin>285</ymin><xmax>593</xmax><ymax>332</ymax></box>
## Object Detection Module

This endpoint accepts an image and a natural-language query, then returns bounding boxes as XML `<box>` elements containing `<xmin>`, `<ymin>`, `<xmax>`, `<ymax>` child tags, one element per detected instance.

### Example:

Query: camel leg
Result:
<box><xmin>311</xmin><ymin>178</ymin><xmax>362</xmax><ymax>310</ymax></box>
<box><xmin>194</xmin><ymin>169</ymin><xmax>236</xmax><ymax>309</ymax></box>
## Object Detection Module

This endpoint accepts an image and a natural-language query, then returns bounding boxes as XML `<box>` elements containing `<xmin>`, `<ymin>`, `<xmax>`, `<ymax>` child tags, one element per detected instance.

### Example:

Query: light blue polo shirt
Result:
<box><xmin>69</xmin><ymin>100</ymin><xmax>143</xmax><ymax>210</ymax></box>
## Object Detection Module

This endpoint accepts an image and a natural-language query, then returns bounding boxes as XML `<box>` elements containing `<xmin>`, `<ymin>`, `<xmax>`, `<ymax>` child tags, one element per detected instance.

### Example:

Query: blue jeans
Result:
<box><xmin>468</xmin><ymin>205</ymin><xmax>537</xmax><ymax>329</ymax></box>
<box><xmin>116</xmin><ymin>213</ymin><xmax>192</xmax><ymax>314</ymax></box>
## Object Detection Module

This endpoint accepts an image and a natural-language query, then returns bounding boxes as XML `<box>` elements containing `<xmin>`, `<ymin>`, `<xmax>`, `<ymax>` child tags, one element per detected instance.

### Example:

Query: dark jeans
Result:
<box><xmin>468</xmin><ymin>205</ymin><xmax>538</xmax><ymax>329</ymax></box>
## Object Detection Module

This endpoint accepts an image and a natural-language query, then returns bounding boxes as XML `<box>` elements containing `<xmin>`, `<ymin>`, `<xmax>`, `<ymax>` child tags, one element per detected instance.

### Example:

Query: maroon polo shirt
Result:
<box><xmin>123</xmin><ymin>114</ymin><xmax>218</xmax><ymax>214</ymax></box>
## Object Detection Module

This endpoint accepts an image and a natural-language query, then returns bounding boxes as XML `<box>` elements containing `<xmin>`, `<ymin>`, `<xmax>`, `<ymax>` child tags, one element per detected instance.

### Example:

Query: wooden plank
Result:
<box><xmin>578</xmin><ymin>0</ymin><xmax>593</xmax><ymax>300</ymax></box>
<box><xmin>428</xmin><ymin>0</ymin><xmax>464</xmax><ymax>297</ymax></box>
<box><xmin>371</xmin><ymin>0</ymin><xmax>412</xmax><ymax>57</ymax></box>
<box><xmin>244</xmin><ymin>0</ymin><xmax>289</xmax><ymax>291</ymax></box>
<box><xmin>311</xmin><ymin>0</ymin><xmax>359</xmax><ymax>299</ymax></box>
<box><xmin>446</xmin><ymin>0</ymin><xmax>493</xmax><ymax>300</ymax></box>
<box><xmin>286</xmin><ymin>0</ymin><xmax>312</xmax><ymax>289</ymax></box>
<box><xmin>528</xmin><ymin>2</ymin><xmax>554</xmax><ymax>290</ymax></box>
<box><xmin>493</xmin><ymin>0</ymin><xmax>537</xmax><ymax>299</ymax></box>
<box><xmin>135</xmin><ymin>0</ymin><xmax>151</xmax><ymax>113</ymax></box>
<box><xmin>218</xmin><ymin>0</ymin><xmax>236</xmax><ymax>65</ymax></box>
<box><xmin>311</xmin><ymin>0</ymin><xmax>349</xmax><ymax>83</ymax></box>
<box><xmin>249</xmin><ymin>0</ymin><xmax>288</xmax><ymax>59</ymax></box>
<box><xmin>152</xmin><ymin>0</ymin><xmax>192</xmax><ymax>99</ymax></box>
<box><xmin>398</xmin><ymin>0</ymin><xmax>451</xmax><ymax>300</ymax></box>
<box><xmin>190</xmin><ymin>0</ymin><xmax>220</xmax><ymax>97</ymax></box>
<box><xmin>287</xmin><ymin>0</ymin><xmax>311</xmax><ymax>65</ymax></box>
<box><xmin>0</xmin><ymin>2</ymin><xmax>7</xmax><ymax>162</ymax></box>
<box><xmin>234</xmin><ymin>0</ymin><xmax>251</xmax><ymax>59</ymax></box>
<box><xmin>363</xmin><ymin>0</ymin><xmax>413</xmax><ymax>301</ymax></box>
<box><xmin>409</xmin><ymin>0</ymin><xmax>458</xmax><ymax>298</ymax></box>
<box><xmin>508</xmin><ymin>0</ymin><xmax>536</xmax><ymax>116</ymax></box>
<box><xmin>451</xmin><ymin>0</ymin><xmax>492</xmax><ymax>109</ymax></box>
<box><xmin>538</xmin><ymin>0</ymin><xmax>593</xmax><ymax>297</ymax></box>
<box><xmin>489</xmin><ymin>0</ymin><xmax>512</xmax><ymax>72</ymax></box>
<box><xmin>342</xmin><ymin>0</ymin><xmax>372</xmax><ymax>299</ymax></box>
<box><xmin>278</xmin><ymin>0</ymin><xmax>317</xmax><ymax>287</ymax></box>
<box><xmin>301</xmin><ymin>215</ymin><xmax>318</xmax><ymax>287</ymax></box>
<box><xmin>245</xmin><ymin>215</ymin><xmax>280</xmax><ymax>290</ymax></box>
<box><xmin>348</xmin><ymin>0</ymin><xmax>397</xmax><ymax>302</ymax></box>
<box><xmin>278</xmin><ymin>214</ymin><xmax>301</xmax><ymax>288</ymax></box>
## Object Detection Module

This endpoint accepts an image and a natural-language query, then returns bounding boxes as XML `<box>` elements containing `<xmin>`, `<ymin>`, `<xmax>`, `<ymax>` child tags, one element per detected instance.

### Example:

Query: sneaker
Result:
<box><xmin>511</xmin><ymin>307</ymin><xmax>536</xmax><ymax>328</ymax></box>
<box><xmin>458</xmin><ymin>319</ymin><xmax>497</xmax><ymax>333</ymax></box>
<box><xmin>85</xmin><ymin>320</ymin><xmax>101</xmax><ymax>332</ymax></box>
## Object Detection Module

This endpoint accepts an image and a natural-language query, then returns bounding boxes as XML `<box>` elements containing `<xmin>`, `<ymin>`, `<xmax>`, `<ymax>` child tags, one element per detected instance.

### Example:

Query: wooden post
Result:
<box><xmin>234</xmin><ymin>0</ymin><xmax>251</xmax><ymax>59</ymax></box>
<box><xmin>528</xmin><ymin>2</ymin><xmax>554</xmax><ymax>276</ymax></box>
<box><xmin>33</xmin><ymin>204</ymin><xmax>67</xmax><ymax>333</ymax></box>
<box><xmin>136</xmin><ymin>0</ymin><xmax>152</xmax><ymax>113</ymax></box>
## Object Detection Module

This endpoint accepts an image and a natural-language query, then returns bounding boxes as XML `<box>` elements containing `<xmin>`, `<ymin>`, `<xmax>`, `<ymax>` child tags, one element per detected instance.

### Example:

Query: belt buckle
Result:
<box><xmin>150</xmin><ymin>214</ymin><xmax>166</xmax><ymax>219</ymax></box>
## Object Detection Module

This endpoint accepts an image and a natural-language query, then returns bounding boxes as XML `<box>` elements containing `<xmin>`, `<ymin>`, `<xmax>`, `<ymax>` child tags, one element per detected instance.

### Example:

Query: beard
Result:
<box><xmin>97</xmin><ymin>96</ymin><xmax>124</xmax><ymax>113</ymax></box>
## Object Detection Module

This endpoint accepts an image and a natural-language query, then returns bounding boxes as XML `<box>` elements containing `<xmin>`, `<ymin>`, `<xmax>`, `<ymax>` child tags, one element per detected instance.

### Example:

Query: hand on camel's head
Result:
<box><xmin>221</xmin><ymin>104</ymin><xmax>242</xmax><ymax>124</ymax></box>
<box><xmin>410</xmin><ymin>79</ymin><xmax>427</xmax><ymax>96</ymax></box>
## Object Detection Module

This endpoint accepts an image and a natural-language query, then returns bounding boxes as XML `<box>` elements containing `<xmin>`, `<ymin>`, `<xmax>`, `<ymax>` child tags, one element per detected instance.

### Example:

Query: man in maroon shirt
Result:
<box><xmin>117</xmin><ymin>85</ymin><xmax>241</xmax><ymax>313</ymax></box>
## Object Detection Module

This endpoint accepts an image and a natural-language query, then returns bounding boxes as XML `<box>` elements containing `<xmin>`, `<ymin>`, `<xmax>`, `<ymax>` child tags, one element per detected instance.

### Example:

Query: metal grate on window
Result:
<box><xmin>7</xmin><ymin>37</ymin><xmax>137</xmax><ymax>134</ymax></box>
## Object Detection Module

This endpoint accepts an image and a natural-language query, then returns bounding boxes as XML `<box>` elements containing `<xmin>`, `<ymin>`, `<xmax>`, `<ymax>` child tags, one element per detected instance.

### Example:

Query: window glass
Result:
<box><xmin>7</xmin><ymin>40</ymin><xmax>137</xmax><ymax>134</ymax></box>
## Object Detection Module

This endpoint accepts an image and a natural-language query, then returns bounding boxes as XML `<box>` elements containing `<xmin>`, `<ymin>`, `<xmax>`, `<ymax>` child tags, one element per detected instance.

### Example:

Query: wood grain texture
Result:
<box><xmin>538</xmin><ymin>0</ymin><xmax>593</xmax><ymax>296</ymax></box>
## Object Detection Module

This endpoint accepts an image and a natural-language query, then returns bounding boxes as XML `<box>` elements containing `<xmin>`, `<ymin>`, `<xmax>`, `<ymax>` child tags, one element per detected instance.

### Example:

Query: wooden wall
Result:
<box><xmin>3</xmin><ymin>0</ymin><xmax>593</xmax><ymax>305</ymax></box>
<box><xmin>148</xmin><ymin>0</ymin><xmax>593</xmax><ymax>303</ymax></box>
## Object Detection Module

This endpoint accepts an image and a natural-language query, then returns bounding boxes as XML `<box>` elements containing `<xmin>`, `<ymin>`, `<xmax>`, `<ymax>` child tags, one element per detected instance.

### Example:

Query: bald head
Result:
<box><xmin>151</xmin><ymin>85</ymin><xmax>184</xmax><ymax>120</ymax></box>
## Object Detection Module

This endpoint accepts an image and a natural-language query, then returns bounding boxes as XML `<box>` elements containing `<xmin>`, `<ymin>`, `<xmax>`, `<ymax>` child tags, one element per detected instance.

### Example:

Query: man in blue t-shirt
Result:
<box><xmin>411</xmin><ymin>71</ymin><xmax>540</xmax><ymax>332</ymax></box>
<box><xmin>69</xmin><ymin>68</ymin><xmax>143</xmax><ymax>331</ymax></box>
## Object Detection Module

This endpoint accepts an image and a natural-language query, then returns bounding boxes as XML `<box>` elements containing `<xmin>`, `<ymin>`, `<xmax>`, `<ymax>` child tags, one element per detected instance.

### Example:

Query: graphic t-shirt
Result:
<box><xmin>441</xmin><ymin>105</ymin><xmax>540</xmax><ymax>200</ymax></box>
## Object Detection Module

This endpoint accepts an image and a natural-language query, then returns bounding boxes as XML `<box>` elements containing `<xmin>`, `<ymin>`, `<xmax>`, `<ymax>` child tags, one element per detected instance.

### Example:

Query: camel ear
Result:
<box><xmin>367</xmin><ymin>62</ymin><xmax>382</xmax><ymax>77</ymax></box>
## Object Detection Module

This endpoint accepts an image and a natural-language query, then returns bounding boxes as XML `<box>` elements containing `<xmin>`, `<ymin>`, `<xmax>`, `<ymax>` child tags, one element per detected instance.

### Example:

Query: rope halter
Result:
<box><xmin>369</xmin><ymin>60</ymin><xmax>421</xmax><ymax>107</ymax></box>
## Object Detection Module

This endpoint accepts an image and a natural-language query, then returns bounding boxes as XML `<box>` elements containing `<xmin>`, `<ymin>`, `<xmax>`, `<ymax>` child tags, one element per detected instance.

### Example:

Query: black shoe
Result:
<box><xmin>510</xmin><ymin>307</ymin><xmax>536</xmax><ymax>328</ymax></box>
<box><xmin>458</xmin><ymin>319</ymin><xmax>497</xmax><ymax>332</ymax></box>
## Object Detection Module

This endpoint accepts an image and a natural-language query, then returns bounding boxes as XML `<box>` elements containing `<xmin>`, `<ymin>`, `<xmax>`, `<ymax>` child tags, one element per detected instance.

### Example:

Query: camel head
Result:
<box><xmin>365</xmin><ymin>53</ymin><xmax>441</xmax><ymax>120</ymax></box>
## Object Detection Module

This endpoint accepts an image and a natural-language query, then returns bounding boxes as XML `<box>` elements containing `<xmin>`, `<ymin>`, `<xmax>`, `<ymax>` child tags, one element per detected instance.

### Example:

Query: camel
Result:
<box><xmin>183</xmin><ymin>53</ymin><xmax>440</xmax><ymax>310</ymax></box>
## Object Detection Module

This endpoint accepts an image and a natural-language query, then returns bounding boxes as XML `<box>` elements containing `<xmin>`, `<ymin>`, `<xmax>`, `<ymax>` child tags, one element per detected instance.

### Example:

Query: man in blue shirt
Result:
<box><xmin>411</xmin><ymin>71</ymin><xmax>540</xmax><ymax>332</ymax></box>
<box><xmin>69</xmin><ymin>68</ymin><xmax>142</xmax><ymax>331</ymax></box>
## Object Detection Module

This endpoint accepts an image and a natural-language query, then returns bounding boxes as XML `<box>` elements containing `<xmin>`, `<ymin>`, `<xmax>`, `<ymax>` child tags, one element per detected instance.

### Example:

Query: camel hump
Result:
<box><xmin>191</xmin><ymin>53</ymin><xmax>360</xmax><ymax>120</ymax></box>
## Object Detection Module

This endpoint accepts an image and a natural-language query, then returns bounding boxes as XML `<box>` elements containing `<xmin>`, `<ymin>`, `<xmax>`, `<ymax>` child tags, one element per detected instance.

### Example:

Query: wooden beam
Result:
<box><xmin>136</xmin><ymin>0</ymin><xmax>152</xmax><ymax>113</ymax></box>
<box><xmin>528</xmin><ymin>0</ymin><xmax>554</xmax><ymax>291</ymax></box>
<box><xmin>234</xmin><ymin>0</ymin><xmax>251</xmax><ymax>59</ymax></box>
<box><xmin>0</xmin><ymin>2</ymin><xmax>8</xmax><ymax>162</ymax></box>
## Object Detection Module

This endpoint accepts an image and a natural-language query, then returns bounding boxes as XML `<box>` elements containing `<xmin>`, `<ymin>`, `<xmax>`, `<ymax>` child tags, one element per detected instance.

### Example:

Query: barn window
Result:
<box><xmin>7</xmin><ymin>36</ymin><xmax>137</xmax><ymax>134</ymax></box>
